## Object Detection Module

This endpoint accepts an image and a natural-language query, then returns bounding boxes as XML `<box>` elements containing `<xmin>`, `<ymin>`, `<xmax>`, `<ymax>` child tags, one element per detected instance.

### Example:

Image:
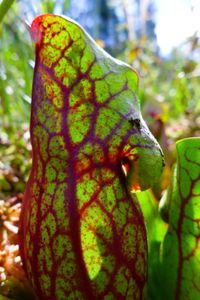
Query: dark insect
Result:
<box><xmin>129</xmin><ymin>118</ymin><xmax>141</xmax><ymax>130</ymax></box>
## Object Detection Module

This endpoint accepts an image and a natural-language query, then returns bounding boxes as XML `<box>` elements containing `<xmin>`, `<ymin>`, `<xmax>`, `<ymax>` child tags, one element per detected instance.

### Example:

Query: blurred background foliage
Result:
<box><xmin>1</xmin><ymin>0</ymin><xmax>200</xmax><ymax>199</ymax></box>
<box><xmin>0</xmin><ymin>0</ymin><xmax>199</xmax><ymax>298</ymax></box>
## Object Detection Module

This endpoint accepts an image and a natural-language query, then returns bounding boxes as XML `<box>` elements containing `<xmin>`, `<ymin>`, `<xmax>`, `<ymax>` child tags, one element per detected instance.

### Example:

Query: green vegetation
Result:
<box><xmin>0</xmin><ymin>1</ymin><xmax>199</xmax><ymax>299</ymax></box>
<box><xmin>139</xmin><ymin>138</ymin><xmax>200</xmax><ymax>300</ymax></box>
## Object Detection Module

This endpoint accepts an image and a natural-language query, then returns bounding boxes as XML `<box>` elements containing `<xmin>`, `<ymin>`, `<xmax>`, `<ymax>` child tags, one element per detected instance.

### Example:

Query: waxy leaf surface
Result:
<box><xmin>160</xmin><ymin>137</ymin><xmax>200</xmax><ymax>300</ymax></box>
<box><xmin>19</xmin><ymin>14</ymin><xmax>164</xmax><ymax>300</ymax></box>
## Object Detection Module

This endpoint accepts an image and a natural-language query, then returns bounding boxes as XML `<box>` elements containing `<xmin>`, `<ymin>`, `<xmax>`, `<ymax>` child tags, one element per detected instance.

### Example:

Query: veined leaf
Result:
<box><xmin>160</xmin><ymin>137</ymin><xmax>200</xmax><ymax>300</ymax></box>
<box><xmin>19</xmin><ymin>14</ymin><xmax>164</xmax><ymax>299</ymax></box>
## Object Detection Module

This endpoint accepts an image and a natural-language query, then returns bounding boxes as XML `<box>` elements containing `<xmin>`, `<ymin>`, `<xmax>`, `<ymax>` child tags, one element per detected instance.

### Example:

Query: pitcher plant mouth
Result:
<box><xmin>121</xmin><ymin>144</ymin><xmax>164</xmax><ymax>193</ymax></box>
<box><xmin>120</xmin><ymin>116</ymin><xmax>165</xmax><ymax>193</ymax></box>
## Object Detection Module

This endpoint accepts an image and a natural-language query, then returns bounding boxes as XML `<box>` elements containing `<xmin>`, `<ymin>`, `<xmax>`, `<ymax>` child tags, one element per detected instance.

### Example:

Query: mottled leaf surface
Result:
<box><xmin>160</xmin><ymin>137</ymin><xmax>200</xmax><ymax>300</ymax></box>
<box><xmin>19</xmin><ymin>14</ymin><xmax>164</xmax><ymax>300</ymax></box>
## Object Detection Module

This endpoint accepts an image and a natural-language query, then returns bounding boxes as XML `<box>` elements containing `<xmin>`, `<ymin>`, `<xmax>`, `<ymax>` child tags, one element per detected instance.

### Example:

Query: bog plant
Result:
<box><xmin>19</xmin><ymin>14</ymin><xmax>164</xmax><ymax>299</ymax></box>
<box><xmin>0</xmin><ymin>3</ymin><xmax>199</xmax><ymax>300</ymax></box>
<box><xmin>139</xmin><ymin>137</ymin><xmax>200</xmax><ymax>300</ymax></box>
<box><xmin>159</xmin><ymin>137</ymin><xmax>200</xmax><ymax>300</ymax></box>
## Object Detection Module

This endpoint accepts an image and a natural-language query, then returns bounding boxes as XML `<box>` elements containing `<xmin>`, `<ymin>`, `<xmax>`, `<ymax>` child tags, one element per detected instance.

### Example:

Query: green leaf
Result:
<box><xmin>0</xmin><ymin>0</ymin><xmax>15</xmax><ymax>24</ymax></box>
<box><xmin>159</xmin><ymin>137</ymin><xmax>200</xmax><ymax>300</ymax></box>
<box><xmin>138</xmin><ymin>189</ymin><xmax>167</xmax><ymax>300</ymax></box>
<box><xmin>138</xmin><ymin>189</ymin><xmax>166</xmax><ymax>246</ymax></box>
<box><xmin>19</xmin><ymin>14</ymin><xmax>164</xmax><ymax>299</ymax></box>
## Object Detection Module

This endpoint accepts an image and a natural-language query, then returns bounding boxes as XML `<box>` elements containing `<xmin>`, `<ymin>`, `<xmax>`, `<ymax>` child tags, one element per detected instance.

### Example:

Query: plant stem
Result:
<box><xmin>0</xmin><ymin>0</ymin><xmax>15</xmax><ymax>24</ymax></box>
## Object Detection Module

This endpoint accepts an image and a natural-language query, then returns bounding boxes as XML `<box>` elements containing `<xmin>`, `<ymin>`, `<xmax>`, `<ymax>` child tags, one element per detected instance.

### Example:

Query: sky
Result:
<box><xmin>18</xmin><ymin>0</ymin><xmax>200</xmax><ymax>56</ymax></box>
<box><xmin>155</xmin><ymin>0</ymin><xmax>200</xmax><ymax>55</ymax></box>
